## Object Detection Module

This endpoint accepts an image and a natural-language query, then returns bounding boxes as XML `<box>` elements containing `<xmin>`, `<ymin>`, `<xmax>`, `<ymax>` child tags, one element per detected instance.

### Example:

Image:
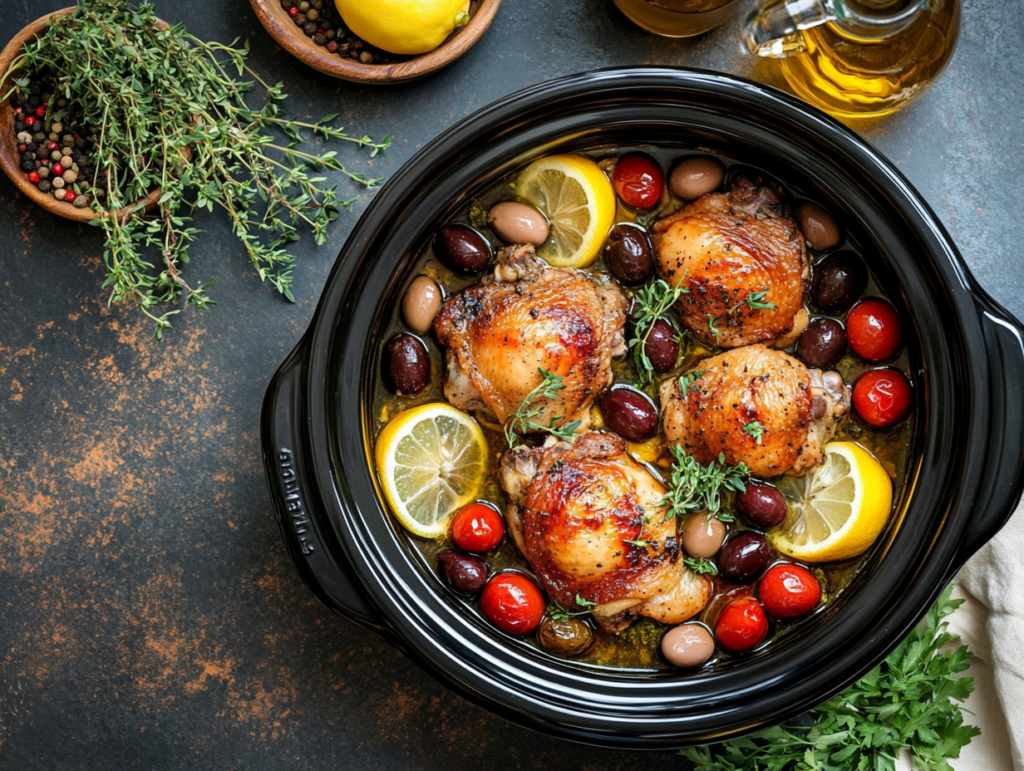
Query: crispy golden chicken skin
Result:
<box><xmin>660</xmin><ymin>345</ymin><xmax>850</xmax><ymax>477</ymax></box>
<box><xmin>434</xmin><ymin>245</ymin><xmax>627</xmax><ymax>432</ymax></box>
<box><xmin>653</xmin><ymin>176</ymin><xmax>809</xmax><ymax>349</ymax></box>
<box><xmin>500</xmin><ymin>432</ymin><xmax>711</xmax><ymax>633</ymax></box>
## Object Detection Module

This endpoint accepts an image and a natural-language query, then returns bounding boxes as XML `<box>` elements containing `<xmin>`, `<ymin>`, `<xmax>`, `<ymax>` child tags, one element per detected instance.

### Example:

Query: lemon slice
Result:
<box><xmin>516</xmin><ymin>154</ymin><xmax>616</xmax><ymax>268</ymax></box>
<box><xmin>771</xmin><ymin>442</ymin><xmax>893</xmax><ymax>562</ymax></box>
<box><xmin>375</xmin><ymin>403</ymin><xmax>488</xmax><ymax>538</ymax></box>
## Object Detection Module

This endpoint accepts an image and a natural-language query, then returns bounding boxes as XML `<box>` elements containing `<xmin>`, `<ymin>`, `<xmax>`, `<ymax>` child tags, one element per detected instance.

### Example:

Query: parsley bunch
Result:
<box><xmin>680</xmin><ymin>584</ymin><xmax>979</xmax><ymax>771</ymax></box>
<box><xmin>2</xmin><ymin>0</ymin><xmax>389</xmax><ymax>337</ymax></box>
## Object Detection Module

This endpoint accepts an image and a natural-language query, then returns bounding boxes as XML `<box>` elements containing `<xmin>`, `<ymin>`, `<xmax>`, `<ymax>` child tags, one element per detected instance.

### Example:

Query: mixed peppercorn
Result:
<box><xmin>278</xmin><ymin>0</ymin><xmax>403</xmax><ymax>64</ymax></box>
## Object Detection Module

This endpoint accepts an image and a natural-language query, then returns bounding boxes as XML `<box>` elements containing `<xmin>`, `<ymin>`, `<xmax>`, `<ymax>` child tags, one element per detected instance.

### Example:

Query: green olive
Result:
<box><xmin>537</xmin><ymin>615</ymin><xmax>594</xmax><ymax>657</ymax></box>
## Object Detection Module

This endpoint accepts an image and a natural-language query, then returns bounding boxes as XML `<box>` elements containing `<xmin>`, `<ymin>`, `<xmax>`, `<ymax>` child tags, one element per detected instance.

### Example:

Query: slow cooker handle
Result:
<box><xmin>261</xmin><ymin>338</ymin><xmax>396</xmax><ymax>641</ymax></box>
<box><xmin>951</xmin><ymin>298</ymin><xmax>1024</xmax><ymax>573</ymax></box>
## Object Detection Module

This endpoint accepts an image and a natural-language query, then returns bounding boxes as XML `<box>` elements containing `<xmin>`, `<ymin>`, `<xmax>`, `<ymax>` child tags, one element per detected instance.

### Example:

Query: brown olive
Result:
<box><xmin>811</xmin><ymin>252</ymin><xmax>867</xmax><ymax>313</ymax></box>
<box><xmin>402</xmin><ymin>275</ymin><xmax>442</xmax><ymax>335</ymax></box>
<box><xmin>718</xmin><ymin>532</ymin><xmax>773</xmax><ymax>584</ymax></box>
<box><xmin>736</xmin><ymin>483</ymin><xmax>788</xmax><ymax>530</ymax></box>
<box><xmin>682</xmin><ymin>514</ymin><xmax>727</xmax><ymax>559</ymax></box>
<box><xmin>661</xmin><ymin>623</ymin><xmax>715</xmax><ymax>668</ymax></box>
<box><xmin>646</xmin><ymin>318</ymin><xmax>679</xmax><ymax>373</ymax></box>
<box><xmin>488</xmin><ymin>201</ymin><xmax>549</xmax><ymax>247</ymax></box>
<box><xmin>605</xmin><ymin>223</ymin><xmax>654</xmax><ymax>286</ymax></box>
<box><xmin>435</xmin><ymin>224</ymin><xmax>491</xmax><ymax>276</ymax></box>
<box><xmin>670</xmin><ymin>156</ymin><xmax>724</xmax><ymax>200</ymax></box>
<box><xmin>437</xmin><ymin>550</ymin><xmax>487</xmax><ymax>595</ymax></box>
<box><xmin>796</xmin><ymin>317</ymin><xmax>847</xmax><ymax>369</ymax></box>
<box><xmin>384</xmin><ymin>333</ymin><xmax>429</xmax><ymax>395</ymax></box>
<box><xmin>600</xmin><ymin>386</ymin><xmax>658</xmax><ymax>442</ymax></box>
<box><xmin>797</xmin><ymin>202</ymin><xmax>841</xmax><ymax>250</ymax></box>
<box><xmin>537</xmin><ymin>615</ymin><xmax>594</xmax><ymax>656</ymax></box>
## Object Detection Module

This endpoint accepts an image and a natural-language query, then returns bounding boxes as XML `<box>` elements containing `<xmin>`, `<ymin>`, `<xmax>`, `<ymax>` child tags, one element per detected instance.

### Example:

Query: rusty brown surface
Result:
<box><xmin>1</xmin><ymin>0</ymin><xmax>1022</xmax><ymax>768</ymax></box>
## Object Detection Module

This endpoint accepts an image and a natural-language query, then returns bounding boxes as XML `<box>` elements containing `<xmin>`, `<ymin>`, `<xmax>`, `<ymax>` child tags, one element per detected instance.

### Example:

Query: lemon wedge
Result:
<box><xmin>335</xmin><ymin>0</ymin><xmax>471</xmax><ymax>56</ymax></box>
<box><xmin>516</xmin><ymin>154</ymin><xmax>616</xmax><ymax>268</ymax></box>
<box><xmin>375</xmin><ymin>403</ymin><xmax>488</xmax><ymax>538</ymax></box>
<box><xmin>772</xmin><ymin>442</ymin><xmax>893</xmax><ymax>562</ymax></box>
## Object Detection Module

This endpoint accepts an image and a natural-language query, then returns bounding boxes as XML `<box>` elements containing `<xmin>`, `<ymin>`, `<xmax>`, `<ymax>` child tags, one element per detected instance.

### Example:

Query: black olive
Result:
<box><xmin>384</xmin><ymin>333</ymin><xmax>429</xmax><ymax>395</ymax></box>
<box><xmin>646</xmin><ymin>318</ymin><xmax>679</xmax><ymax>373</ymax></box>
<box><xmin>434</xmin><ymin>224</ymin><xmax>491</xmax><ymax>276</ymax></box>
<box><xmin>718</xmin><ymin>531</ymin><xmax>773</xmax><ymax>584</ymax></box>
<box><xmin>600</xmin><ymin>386</ymin><xmax>658</xmax><ymax>442</ymax></box>
<box><xmin>605</xmin><ymin>224</ymin><xmax>654</xmax><ymax>286</ymax></box>
<box><xmin>437</xmin><ymin>550</ymin><xmax>487</xmax><ymax>594</ymax></box>
<box><xmin>811</xmin><ymin>252</ymin><xmax>867</xmax><ymax>313</ymax></box>
<box><xmin>796</xmin><ymin>318</ymin><xmax>847</xmax><ymax>369</ymax></box>
<box><xmin>537</xmin><ymin>615</ymin><xmax>594</xmax><ymax>656</ymax></box>
<box><xmin>736</xmin><ymin>483</ymin><xmax>788</xmax><ymax>530</ymax></box>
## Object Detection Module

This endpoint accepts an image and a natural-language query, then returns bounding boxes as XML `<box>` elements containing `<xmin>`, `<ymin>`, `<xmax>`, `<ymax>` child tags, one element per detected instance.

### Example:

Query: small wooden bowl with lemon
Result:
<box><xmin>249</xmin><ymin>0</ymin><xmax>503</xmax><ymax>84</ymax></box>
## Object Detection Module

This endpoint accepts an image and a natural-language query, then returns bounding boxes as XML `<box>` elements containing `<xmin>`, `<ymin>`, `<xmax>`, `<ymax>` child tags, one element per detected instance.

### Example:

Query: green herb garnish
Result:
<box><xmin>678</xmin><ymin>368</ymin><xmax>706</xmax><ymax>394</ymax></box>
<box><xmin>629</xmin><ymin>279</ymin><xmax>686</xmax><ymax>386</ymax></box>
<box><xmin>730</xmin><ymin>289</ymin><xmax>777</xmax><ymax>314</ymax></box>
<box><xmin>683</xmin><ymin>557</ymin><xmax>718</xmax><ymax>576</ymax></box>
<box><xmin>707</xmin><ymin>314</ymin><xmax>721</xmax><ymax>344</ymax></box>
<box><xmin>547</xmin><ymin>594</ymin><xmax>597</xmax><ymax>621</ymax></box>
<box><xmin>504</xmin><ymin>368</ymin><xmax>581</xmax><ymax>448</ymax></box>
<box><xmin>680</xmin><ymin>584</ymin><xmax>978</xmax><ymax>771</ymax></box>
<box><xmin>743</xmin><ymin>420</ymin><xmax>767</xmax><ymax>445</ymax></box>
<box><xmin>1</xmin><ymin>0</ymin><xmax>389</xmax><ymax>338</ymax></box>
<box><xmin>659</xmin><ymin>446</ymin><xmax>748</xmax><ymax>521</ymax></box>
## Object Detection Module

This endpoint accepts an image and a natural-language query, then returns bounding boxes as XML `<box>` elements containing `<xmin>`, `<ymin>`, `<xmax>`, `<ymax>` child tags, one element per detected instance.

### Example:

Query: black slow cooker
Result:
<box><xmin>260</xmin><ymin>68</ymin><xmax>1024</xmax><ymax>748</ymax></box>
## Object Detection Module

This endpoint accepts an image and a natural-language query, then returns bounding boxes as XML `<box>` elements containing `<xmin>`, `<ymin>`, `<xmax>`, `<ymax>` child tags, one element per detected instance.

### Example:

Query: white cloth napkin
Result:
<box><xmin>891</xmin><ymin>500</ymin><xmax>1024</xmax><ymax>770</ymax></box>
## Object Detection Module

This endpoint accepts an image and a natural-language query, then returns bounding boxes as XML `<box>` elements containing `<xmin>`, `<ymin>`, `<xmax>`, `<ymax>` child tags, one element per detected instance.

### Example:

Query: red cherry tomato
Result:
<box><xmin>612</xmin><ymin>154</ymin><xmax>664</xmax><ymax>209</ymax></box>
<box><xmin>759</xmin><ymin>564</ymin><xmax>822</xmax><ymax>618</ymax></box>
<box><xmin>480</xmin><ymin>573</ymin><xmax>545</xmax><ymax>634</ymax></box>
<box><xmin>847</xmin><ymin>299</ymin><xmax>902</xmax><ymax>361</ymax></box>
<box><xmin>714</xmin><ymin>598</ymin><xmax>768</xmax><ymax>652</ymax></box>
<box><xmin>450</xmin><ymin>501</ymin><xmax>504</xmax><ymax>552</ymax></box>
<box><xmin>853</xmin><ymin>368</ymin><xmax>912</xmax><ymax>427</ymax></box>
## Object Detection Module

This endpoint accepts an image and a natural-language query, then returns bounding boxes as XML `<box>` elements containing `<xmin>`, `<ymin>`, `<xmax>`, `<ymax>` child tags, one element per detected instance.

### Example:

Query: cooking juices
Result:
<box><xmin>372</xmin><ymin>143</ymin><xmax>915</xmax><ymax>670</ymax></box>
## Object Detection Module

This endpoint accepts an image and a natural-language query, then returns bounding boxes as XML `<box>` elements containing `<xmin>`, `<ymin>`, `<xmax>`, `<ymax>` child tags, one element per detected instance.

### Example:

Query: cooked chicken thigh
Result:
<box><xmin>500</xmin><ymin>432</ymin><xmax>711</xmax><ymax>633</ymax></box>
<box><xmin>434</xmin><ymin>244</ymin><xmax>628</xmax><ymax>433</ymax></box>
<box><xmin>653</xmin><ymin>176</ymin><xmax>809</xmax><ymax>349</ymax></box>
<box><xmin>660</xmin><ymin>345</ymin><xmax>850</xmax><ymax>478</ymax></box>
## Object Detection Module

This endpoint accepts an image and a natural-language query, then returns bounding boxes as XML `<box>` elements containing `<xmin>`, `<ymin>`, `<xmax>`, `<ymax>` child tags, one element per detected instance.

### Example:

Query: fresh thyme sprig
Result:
<box><xmin>1</xmin><ymin>0</ymin><xmax>390</xmax><ymax>338</ymax></box>
<box><xmin>629</xmin><ymin>279</ymin><xmax>686</xmax><ymax>386</ymax></box>
<box><xmin>729</xmin><ymin>289</ymin><xmax>776</xmax><ymax>315</ymax></box>
<box><xmin>659</xmin><ymin>445</ymin><xmax>749</xmax><ymax>521</ymax></box>
<box><xmin>504</xmin><ymin>368</ymin><xmax>581</xmax><ymax>448</ymax></box>
<box><xmin>547</xmin><ymin>595</ymin><xmax>598</xmax><ymax>621</ymax></box>
<box><xmin>683</xmin><ymin>556</ymin><xmax>718</xmax><ymax>576</ymax></box>
<box><xmin>678</xmin><ymin>368</ymin><xmax>706</xmax><ymax>394</ymax></box>
<box><xmin>680</xmin><ymin>584</ymin><xmax>978</xmax><ymax>771</ymax></box>
<box><xmin>707</xmin><ymin>314</ymin><xmax>721</xmax><ymax>345</ymax></box>
<box><xmin>743</xmin><ymin>420</ymin><xmax>767</xmax><ymax>445</ymax></box>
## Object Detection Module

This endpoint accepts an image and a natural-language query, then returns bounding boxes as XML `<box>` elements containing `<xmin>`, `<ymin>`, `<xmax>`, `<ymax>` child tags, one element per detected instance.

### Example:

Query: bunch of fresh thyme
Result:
<box><xmin>504</xmin><ymin>368</ymin><xmax>582</xmax><ymax>448</ymax></box>
<box><xmin>629</xmin><ymin>279</ymin><xmax>686</xmax><ymax>386</ymax></box>
<box><xmin>680</xmin><ymin>584</ymin><xmax>978</xmax><ymax>771</ymax></box>
<box><xmin>659</xmin><ymin>445</ymin><xmax>749</xmax><ymax>522</ymax></box>
<box><xmin>1</xmin><ymin>0</ymin><xmax>389</xmax><ymax>337</ymax></box>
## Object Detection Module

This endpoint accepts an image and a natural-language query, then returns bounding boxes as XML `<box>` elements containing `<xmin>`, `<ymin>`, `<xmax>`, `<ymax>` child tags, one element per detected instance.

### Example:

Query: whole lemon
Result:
<box><xmin>336</xmin><ymin>0</ymin><xmax>472</xmax><ymax>56</ymax></box>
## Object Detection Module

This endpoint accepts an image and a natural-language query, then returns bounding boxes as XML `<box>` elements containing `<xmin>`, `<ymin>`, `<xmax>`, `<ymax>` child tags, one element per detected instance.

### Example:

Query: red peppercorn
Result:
<box><xmin>14</xmin><ymin>106</ymin><xmax>22</xmax><ymax>114</ymax></box>
<box><xmin>759</xmin><ymin>564</ymin><xmax>822</xmax><ymax>618</ymax></box>
<box><xmin>39</xmin><ymin>159</ymin><xmax>48</xmax><ymax>166</ymax></box>
<box><xmin>24</xmin><ymin>116</ymin><xmax>36</xmax><ymax>126</ymax></box>
<box><xmin>327</xmin><ymin>40</ymin><xmax>339</xmax><ymax>52</ymax></box>
<box><xmin>64</xmin><ymin>190</ymin><xmax>76</xmax><ymax>203</ymax></box>
<box><xmin>52</xmin><ymin>163</ymin><xmax>64</xmax><ymax>176</ymax></box>
<box><xmin>288</xmin><ymin>5</ymin><xmax>299</xmax><ymax>15</ymax></box>
<box><xmin>450</xmin><ymin>501</ymin><xmax>504</xmax><ymax>553</ymax></box>
<box><xmin>715</xmin><ymin>597</ymin><xmax>769</xmax><ymax>652</ymax></box>
<box><xmin>28</xmin><ymin>171</ymin><xmax>40</xmax><ymax>183</ymax></box>
<box><xmin>35</xmin><ymin>105</ymin><xmax>45</xmax><ymax>118</ymax></box>
<box><xmin>480</xmin><ymin>573</ymin><xmax>545</xmax><ymax>634</ymax></box>
<box><xmin>612</xmin><ymin>154</ymin><xmax>665</xmax><ymax>209</ymax></box>
<box><xmin>847</xmin><ymin>299</ymin><xmax>902</xmax><ymax>361</ymax></box>
<box><xmin>853</xmin><ymin>368</ymin><xmax>913</xmax><ymax>427</ymax></box>
<box><xmin>17</xmin><ymin>144</ymin><xmax>26</xmax><ymax>152</ymax></box>
<box><xmin>47</xmin><ymin>141</ymin><xmax>59</xmax><ymax>151</ymax></box>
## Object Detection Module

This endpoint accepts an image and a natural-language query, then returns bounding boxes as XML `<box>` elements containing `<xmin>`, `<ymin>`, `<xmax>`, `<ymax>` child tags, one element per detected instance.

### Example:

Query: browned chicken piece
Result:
<box><xmin>500</xmin><ymin>432</ymin><xmax>711</xmax><ymax>634</ymax></box>
<box><xmin>653</xmin><ymin>175</ymin><xmax>809</xmax><ymax>349</ymax></box>
<box><xmin>660</xmin><ymin>345</ymin><xmax>850</xmax><ymax>478</ymax></box>
<box><xmin>434</xmin><ymin>244</ymin><xmax>627</xmax><ymax>433</ymax></box>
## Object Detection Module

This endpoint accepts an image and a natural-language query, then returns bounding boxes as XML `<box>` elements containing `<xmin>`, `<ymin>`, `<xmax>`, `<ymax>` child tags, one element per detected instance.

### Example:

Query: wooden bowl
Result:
<box><xmin>0</xmin><ymin>8</ymin><xmax>165</xmax><ymax>223</ymax></box>
<box><xmin>250</xmin><ymin>0</ymin><xmax>503</xmax><ymax>84</ymax></box>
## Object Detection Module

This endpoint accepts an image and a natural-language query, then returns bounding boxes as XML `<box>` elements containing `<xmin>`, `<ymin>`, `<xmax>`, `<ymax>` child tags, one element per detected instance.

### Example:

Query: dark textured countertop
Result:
<box><xmin>1</xmin><ymin>0</ymin><xmax>1021</xmax><ymax>768</ymax></box>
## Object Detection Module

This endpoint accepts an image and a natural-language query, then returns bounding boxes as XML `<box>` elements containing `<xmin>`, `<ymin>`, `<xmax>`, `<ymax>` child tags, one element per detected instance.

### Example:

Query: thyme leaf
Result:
<box><xmin>659</xmin><ymin>445</ymin><xmax>749</xmax><ymax>521</ymax></box>
<box><xmin>743</xmin><ymin>420</ymin><xmax>767</xmax><ymax>445</ymax></box>
<box><xmin>547</xmin><ymin>594</ymin><xmax>597</xmax><ymax>621</ymax></box>
<box><xmin>629</xmin><ymin>279</ymin><xmax>686</xmax><ymax>386</ymax></box>
<box><xmin>504</xmin><ymin>368</ymin><xmax>580</xmax><ymax>448</ymax></box>
<box><xmin>682</xmin><ymin>557</ymin><xmax>718</xmax><ymax>576</ymax></box>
